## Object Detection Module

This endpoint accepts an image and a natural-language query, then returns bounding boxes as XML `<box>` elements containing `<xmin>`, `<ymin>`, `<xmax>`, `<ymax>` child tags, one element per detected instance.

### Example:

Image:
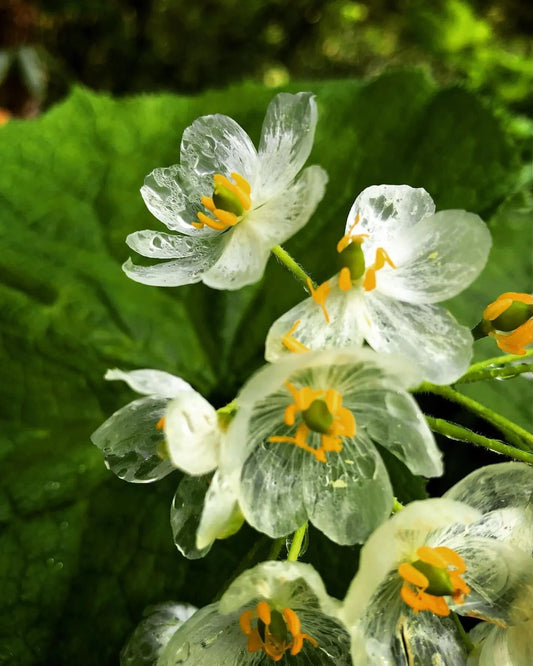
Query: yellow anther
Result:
<box><xmin>307</xmin><ymin>277</ymin><xmax>331</xmax><ymax>323</ymax></box>
<box><xmin>213</xmin><ymin>208</ymin><xmax>239</xmax><ymax>226</ymax></box>
<box><xmin>363</xmin><ymin>247</ymin><xmax>396</xmax><ymax>291</ymax></box>
<box><xmin>200</xmin><ymin>196</ymin><xmax>216</xmax><ymax>212</ymax></box>
<box><xmin>338</xmin><ymin>266</ymin><xmax>353</xmax><ymax>291</ymax></box>
<box><xmin>281</xmin><ymin>321</ymin><xmax>310</xmax><ymax>354</ymax></box>
<box><xmin>256</xmin><ymin>601</ymin><xmax>271</xmax><ymax>625</ymax></box>
<box><xmin>196</xmin><ymin>211</ymin><xmax>227</xmax><ymax>231</ymax></box>
<box><xmin>231</xmin><ymin>171</ymin><xmax>252</xmax><ymax>195</ymax></box>
<box><xmin>193</xmin><ymin>172</ymin><xmax>252</xmax><ymax>231</ymax></box>
<box><xmin>213</xmin><ymin>173</ymin><xmax>252</xmax><ymax>210</ymax></box>
<box><xmin>337</xmin><ymin>215</ymin><xmax>366</xmax><ymax>253</ymax></box>
<box><xmin>490</xmin><ymin>321</ymin><xmax>533</xmax><ymax>355</ymax></box>
<box><xmin>156</xmin><ymin>417</ymin><xmax>166</xmax><ymax>431</ymax></box>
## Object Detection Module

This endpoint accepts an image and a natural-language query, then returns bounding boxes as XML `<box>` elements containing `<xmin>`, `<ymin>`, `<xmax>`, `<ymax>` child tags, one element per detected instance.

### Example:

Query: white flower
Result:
<box><xmin>265</xmin><ymin>184</ymin><xmax>492</xmax><ymax>384</ymax></box>
<box><xmin>121</xmin><ymin>561</ymin><xmax>351</xmax><ymax>665</ymax></box>
<box><xmin>467</xmin><ymin>618</ymin><xmax>533</xmax><ymax>666</ymax></box>
<box><xmin>341</xmin><ymin>463</ymin><xmax>533</xmax><ymax>666</ymax></box>
<box><xmin>123</xmin><ymin>92</ymin><xmax>327</xmax><ymax>290</ymax></box>
<box><xmin>203</xmin><ymin>347</ymin><xmax>442</xmax><ymax>547</ymax></box>
<box><xmin>91</xmin><ymin>368</ymin><xmax>241</xmax><ymax>558</ymax></box>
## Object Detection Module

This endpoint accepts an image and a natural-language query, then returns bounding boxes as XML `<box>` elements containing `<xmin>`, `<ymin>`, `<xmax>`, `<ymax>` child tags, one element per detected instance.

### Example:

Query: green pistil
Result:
<box><xmin>491</xmin><ymin>301</ymin><xmax>533</xmax><ymax>332</ymax></box>
<box><xmin>337</xmin><ymin>241</ymin><xmax>365</xmax><ymax>281</ymax></box>
<box><xmin>257</xmin><ymin>610</ymin><xmax>288</xmax><ymax>644</ymax></box>
<box><xmin>302</xmin><ymin>399</ymin><xmax>334</xmax><ymax>433</ymax></box>
<box><xmin>213</xmin><ymin>183</ymin><xmax>245</xmax><ymax>216</ymax></box>
<box><xmin>412</xmin><ymin>560</ymin><xmax>454</xmax><ymax>596</ymax></box>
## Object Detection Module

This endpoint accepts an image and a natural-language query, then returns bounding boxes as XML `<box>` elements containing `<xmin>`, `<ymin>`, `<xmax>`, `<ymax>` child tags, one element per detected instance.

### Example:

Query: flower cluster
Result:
<box><xmin>90</xmin><ymin>92</ymin><xmax>532</xmax><ymax>665</ymax></box>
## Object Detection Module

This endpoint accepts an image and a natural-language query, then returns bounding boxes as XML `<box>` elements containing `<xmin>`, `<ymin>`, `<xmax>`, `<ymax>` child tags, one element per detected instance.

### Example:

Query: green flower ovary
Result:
<box><xmin>411</xmin><ymin>559</ymin><xmax>455</xmax><ymax>596</ymax></box>
<box><xmin>302</xmin><ymin>398</ymin><xmax>334</xmax><ymax>433</ymax></box>
<box><xmin>258</xmin><ymin>609</ymin><xmax>288</xmax><ymax>644</ymax></box>
<box><xmin>491</xmin><ymin>301</ymin><xmax>533</xmax><ymax>331</ymax></box>
<box><xmin>337</xmin><ymin>241</ymin><xmax>366</xmax><ymax>281</ymax></box>
<box><xmin>212</xmin><ymin>182</ymin><xmax>245</xmax><ymax>216</ymax></box>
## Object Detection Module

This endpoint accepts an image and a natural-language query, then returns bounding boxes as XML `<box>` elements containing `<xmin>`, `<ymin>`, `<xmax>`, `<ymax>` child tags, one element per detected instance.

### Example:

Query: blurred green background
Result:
<box><xmin>0</xmin><ymin>1</ymin><xmax>531</xmax><ymax>665</ymax></box>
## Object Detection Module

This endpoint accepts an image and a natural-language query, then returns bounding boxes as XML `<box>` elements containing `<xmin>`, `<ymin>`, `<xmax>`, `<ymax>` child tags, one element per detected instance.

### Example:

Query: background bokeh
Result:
<box><xmin>0</xmin><ymin>2</ymin><xmax>531</xmax><ymax>665</ymax></box>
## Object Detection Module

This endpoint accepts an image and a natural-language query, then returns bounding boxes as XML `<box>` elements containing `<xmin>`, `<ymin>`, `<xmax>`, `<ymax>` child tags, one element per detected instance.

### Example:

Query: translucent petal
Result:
<box><xmin>164</xmin><ymin>390</ymin><xmax>220</xmax><ymax>475</ymax></box>
<box><xmin>444</xmin><ymin>463</ymin><xmax>533</xmax><ymax>515</ymax></box>
<box><xmin>125</xmin><ymin>229</ymin><xmax>222</xmax><ymax>264</ymax></box>
<box><xmin>141</xmin><ymin>164</ymin><xmax>214</xmax><ymax>234</ymax></box>
<box><xmin>91</xmin><ymin>396</ymin><xmax>175</xmax><ymax>483</ymax></box>
<box><xmin>202</xmin><ymin>222</ymin><xmax>271</xmax><ymax>290</ymax></box>
<box><xmin>265</xmin><ymin>283</ymin><xmax>365</xmax><ymax>363</ymax></box>
<box><xmin>105</xmin><ymin>368</ymin><xmax>192</xmax><ymax>398</ymax></box>
<box><xmin>302</xmin><ymin>431</ymin><xmax>393</xmax><ymax>545</ymax></box>
<box><xmin>250</xmin><ymin>165</ymin><xmax>327</xmax><ymax>246</ymax></box>
<box><xmin>170</xmin><ymin>475</ymin><xmax>212</xmax><ymax>560</ymax></box>
<box><xmin>219</xmin><ymin>561</ymin><xmax>339</xmax><ymax>617</ymax></box>
<box><xmin>342</xmin><ymin>499</ymin><xmax>481</xmax><ymax>626</ymax></box>
<box><xmin>123</xmin><ymin>256</ymin><xmax>206</xmax><ymax>287</ymax></box>
<box><xmin>468</xmin><ymin>619</ymin><xmax>533</xmax><ymax>666</ymax></box>
<box><xmin>346</xmin><ymin>185</ymin><xmax>435</xmax><ymax>258</ymax></box>
<box><xmin>257</xmin><ymin>92</ymin><xmax>318</xmax><ymax>201</ymax></box>
<box><xmin>196</xmin><ymin>471</ymin><xmax>241</xmax><ymax>550</ymax></box>
<box><xmin>120</xmin><ymin>602</ymin><xmax>197</xmax><ymax>666</ymax></box>
<box><xmin>350</xmin><ymin>386</ymin><xmax>442</xmax><ymax>477</ymax></box>
<box><xmin>377</xmin><ymin>210</ymin><xmax>491</xmax><ymax>304</ymax></box>
<box><xmin>363</xmin><ymin>290</ymin><xmax>473</xmax><ymax>384</ymax></box>
<box><xmin>180</xmin><ymin>114</ymin><xmax>258</xmax><ymax>183</ymax></box>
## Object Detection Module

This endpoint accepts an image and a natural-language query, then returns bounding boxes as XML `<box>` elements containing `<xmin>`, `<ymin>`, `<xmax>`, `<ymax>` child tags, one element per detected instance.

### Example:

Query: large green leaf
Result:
<box><xmin>0</xmin><ymin>72</ymin><xmax>525</xmax><ymax>665</ymax></box>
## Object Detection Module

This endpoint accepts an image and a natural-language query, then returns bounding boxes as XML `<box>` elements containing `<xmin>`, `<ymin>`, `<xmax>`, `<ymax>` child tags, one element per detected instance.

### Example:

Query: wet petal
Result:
<box><xmin>123</xmin><ymin>256</ymin><xmax>206</xmax><ymax>287</ymax></box>
<box><xmin>91</xmin><ymin>396</ymin><xmax>175</xmax><ymax>483</ymax></box>
<box><xmin>196</xmin><ymin>471</ymin><xmax>241</xmax><ymax>550</ymax></box>
<box><xmin>120</xmin><ymin>602</ymin><xmax>197</xmax><ymax>666</ymax></box>
<box><xmin>105</xmin><ymin>367</ymin><xmax>192</xmax><ymax>398</ymax></box>
<box><xmin>164</xmin><ymin>390</ymin><xmax>220</xmax><ymax>475</ymax></box>
<box><xmin>180</xmin><ymin>114</ymin><xmax>258</xmax><ymax>183</ymax></box>
<box><xmin>265</xmin><ymin>283</ymin><xmax>365</xmax><ymax>363</ymax></box>
<box><xmin>468</xmin><ymin>619</ymin><xmax>533</xmax><ymax>666</ymax></box>
<box><xmin>170</xmin><ymin>475</ymin><xmax>212</xmax><ymax>560</ymax></box>
<box><xmin>302</xmin><ymin>431</ymin><xmax>393</xmax><ymax>545</ymax></box>
<box><xmin>251</xmin><ymin>164</ymin><xmax>327</xmax><ymax>246</ymax></box>
<box><xmin>363</xmin><ymin>290</ymin><xmax>473</xmax><ymax>384</ymax></box>
<box><xmin>125</xmin><ymin>229</ymin><xmax>221</xmax><ymax>261</ymax></box>
<box><xmin>377</xmin><ymin>210</ymin><xmax>491</xmax><ymax>304</ymax></box>
<box><xmin>257</xmin><ymin>92</ymin><xmax>318</xmax><ymax>200</ymax></box>
<box><xmin>346</xmin><ymin>185</ymin><xmax>435</xmax><ymax>257</ymax></box>
<box><xmin>202</xmin><ymin>223</ymin><xmax>271</xmax><ymax>290</ymax></box>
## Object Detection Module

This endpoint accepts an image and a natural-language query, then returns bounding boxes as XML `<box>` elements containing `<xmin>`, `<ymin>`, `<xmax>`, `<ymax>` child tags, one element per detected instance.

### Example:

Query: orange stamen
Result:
<box><xmin>213</xmin><ymin>208</ymin><xmax>239</xmax><ymax>226</ymax></box>
<box><xmin>336</xmin><ymin>214</ymin><xmax>369</xmax><ymax>253</ymax></box>
<box><xmin>338</xmin><ymin>266</ymin><xmax>353</xmax><ymax>291</ymax></box>
<box><xmin>193</xmin><ymin>172</ymin><xmax>252</xmax><ymax>230</ymax></box>
<box><xmin>363</xmin><ymin>247</ymin><xmax>396</xmax><ymax>292</ymax></box>
<box><xmin>490</xmin><ymin>320</ymin><xmax>533</xmax><ymax>355</ymax></box>
<box><xmin>306</xmin><ymin>277</ymin><xmax>331</xmax><ymax>323</ymax></box>
<box><xmin>281</xmin><ymin>321</ymin><xmax>310</xmax><ymax>354</ymax></box>
<box><xmin>196</xmin><ymin>211</ymin><xmax>227</xmax><ymax>231</ymax></box>
<box><xmin>483</xmin><ymin>292</ymin><xmax>533</xmax><ymax>321</ymax></box>
<box><xmin>200</xmin><ymin>196</ymin><xmax>216</xmax><ymax>212</ymax></box>
<box><xmin>213</xmin><ymin>173</ymin><xmax>252</xmax><ymax>210</ymax></box>
<box><xmin>156</xmin><ymin>417</ymin><xmax>166</xmax><ymax>430</ymax></box>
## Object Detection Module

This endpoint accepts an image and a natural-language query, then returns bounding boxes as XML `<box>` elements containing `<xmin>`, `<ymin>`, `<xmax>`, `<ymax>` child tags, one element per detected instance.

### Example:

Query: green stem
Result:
<box><xmin>416</xmin><ymin>382</ymin><xmax>532</xmax><ymax>450</ymax></box>
<box><xmin>271</xmin><ymin>245</ymin><xmax>316</xmax><ymax>290</ymax></box>
<box><xmin>287</xmin><ymin>523</ymin><xmax>308</xmax><ymax>562</ymax></box>
<box><xmin>464</xmin><ymin>349</ymin><xmax>533</xmax><ymax>375</ymax></box>
<box><xmin>450</xmin><ymin>611</ymin><xmax>474</xmax><ymax>654</ymax></box>
<box><xmin>426</xmin><ymin>416</ymin><xmax>533</xmax><ymax>464</ymax></box>
<box><xmin>456</xmin><ymin>363</ymin><xmax>533</xmax><ymax>384</ymax></box>
<box><xmin>392</xmin><ymin>498</ymin><xmax>404</xmax><ymax>513</ymax></box>
<box><xmin>267</xmin><ymin>537</ymin><xmax>285</xmax><ymax>561</ymax></box>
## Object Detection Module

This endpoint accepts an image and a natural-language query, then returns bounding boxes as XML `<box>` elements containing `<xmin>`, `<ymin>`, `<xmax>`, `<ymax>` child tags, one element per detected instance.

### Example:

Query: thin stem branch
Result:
<box><xmin>426</xmin><ymin>416</ymin><xmax>533</xmax><ymax>464</ymax></box>
<box><xmin>416</xmin><ymin>382</ymin><xmax>532</xmax><ymax>450</ymax></box>
<box><xmin>450</xmin><ymin>611</ymin><xmax>474</xmax><ymax>654</ymax></box>
<box><xmin>271</xmin><ymin>245</ymin><xmax>316</xmax><ymax>290</ymax></box>
<box><xmin>287</xmin><ymin>523</ymin><xmax>308</xmax><ymax>562</ymax></box>
<box><xmin>455</xmin><ymin>363</ymin><xmax>533</xmax><ymax>384</ymax></box>
<box><xmin>392</xmin><ymin>498</ymin><xmax>404</xmax><ymax>513</ymax></box>
<box><xmin>464</xmin><ymin>349</ymin><xmax>533</xmax><ymax>375</ymax></box>
<box><xmin>267</xmin><ymin>537</ymin><xmax>286</xmax><ymax>561</ymax></box>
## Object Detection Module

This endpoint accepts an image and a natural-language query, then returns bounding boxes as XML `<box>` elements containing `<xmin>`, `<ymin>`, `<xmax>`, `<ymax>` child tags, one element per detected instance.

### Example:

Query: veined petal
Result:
<box><xmin>105</xmin><ymin>367</ymin><xmax>192</xmax><ymax>398</ymax></box>
<box><xmin>468</xmin><ymin>619</ymin><xmax>533</xmax><ymax>666</ymax></box>
<box><xmin>302</xmin><ymin>431</ymin><xmax>393</xmax><ymax>545</ymax></box>
<box><xmin>180</xmin><ymin>114</ymin><xmax>258</xmax><ymax>183</ymax></box>
<box><xmin>164</xmin><ymin>390</ymin><xmax>220</xmax><ymax>475</ymax></box>
<box><xmin>250</xmin><ymin>164</ymin><xmax>327</xmax><ymax>246</ymax></box>
<box><xmin>202</xmin><ymin>223</ymin><xmax>271</xmax><ymax>290</ymax></box>
<box><xmin>377</xmin><ymin>210</ymin><xmax>491</xmax><ymax>304</ymax></box>
<box><xmin>120</xmin><ymin>602</ymin><xmax>197</xmax><ymax>666</ymax></box>
<box><xmin>346</xmin><ymin>185</ymin><xmax>435</xmax><ymax>257</ymax></box>
<box><xmin>341</xmin><ymin>498</ymin><xmax>481</xmax><ymax>627</ymax></box>
<box><xmin>196</xmin><ymin>471</ymin><xmax>241</xmax><ymax>550</ymax></box>
<box><xmin>91</xmin><ymin>396</ymin><xmax>175</xmax><ymax>483</ymax></box>
<box><xmin>352</xmin><ymin>387</ymin><xmax>442</xmax><ymax>477</ymax></box>
<box><xmin>170</xmin><ymin>475</ymin><xmax>212</xmax><ymax>560</ymax></box>
<box><xmin>123</xmin><ymin>256</ymin><xmax>206</xmax><ymax>287</ymax></box>
<box><xmin>141</xmin><ymin>164</ymin><xmax>214</xmax><ymax>234</ymax></box>
<box><xmin>265</xmin><ymin>283</ymin><xmax>365</xmax><ymax>363</ymax></box>
<box><xmin>257</xmin><ymin>92</ymin><xmax>319</xmax><ymax>200</ymax></box>
<box><xmin>362</xmin><ymin>290</ymin><xmax>473</xmax><ymax>384</ymax></box>
<box><xmin>125</xmin><ymin>229</ymin><xmax>221</xmax><ymax>261</ymax></box>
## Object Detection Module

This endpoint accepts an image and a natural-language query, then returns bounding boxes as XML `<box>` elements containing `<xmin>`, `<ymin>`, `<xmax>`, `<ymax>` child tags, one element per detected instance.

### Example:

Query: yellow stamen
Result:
<box><xmin>363</xmin><ymin>247</ymin><xmax>396</xmax><ymax>291</ymax></box>
<box><xmin>281</xmin><ymin>320</ymin><xmax>310</xmax><ymax>354</ymax></box>
<box><xmin>213</xmin><ymin>208</ymin><xmax>239</xmax><ymax>226</ymax></box>
<box><xmin>200</xmin><ymin>196</ymin><xmax>216</xmax><ymax>212</ymax></box>
<box><xmin>483</xmin><ymin>292</ymin><xmax>533</xmax><ymax>321</ymax></box>
<box><xmin>213</xmin><ymin>173</ymin><xmax>252</xmax><ymax>210</ymax></box>
<box><xmin>338</xmin><ymin>266</ymin><xmax>353</xmax><ymax>291</ymax></box>
<box><xmin>239</xmin><ymin>603</ymin><xmax>318</xmax><ymax>661</ymax></box>
<box><xmin>196</xmin><ymin>211</ymin><xmax>227</xmax><ymax>231</ymax></box>
<box><xmin>193</xmin><ymin>172</ymin><xmax>252</xmax><ymax>230</ymax></box>
<box><xmin>336</xmin><ymin>215</ymin><xmax>368</xmax><ymax>253</ymax></box>
<box><xmin>156</xmin><ymin>417</ymin><xmax>166</xmax><ymax>430</ymax></box>
<box><xmin>267</xmin><ymin>382</ymin><xmax>355</xmax><ymax>462</ymax></box>
<box><xmin>490</xmin><ymin>320</ymin><xmax>533</xmax><ymax>355</ymax></box>
<box><xmin>398</xmin><ymin>545</ymin><xmax>470</xmax><ymax>616</ymax></box>
<box><xmin>307</xmin><ymin>277</ymin><xmax>331</xmax><ymax>323</ymax></box>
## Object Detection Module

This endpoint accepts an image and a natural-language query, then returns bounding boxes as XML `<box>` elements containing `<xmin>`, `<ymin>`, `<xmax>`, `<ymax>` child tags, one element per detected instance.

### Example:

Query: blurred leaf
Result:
<box><xmin>0</xmin><ymin>71</ymin><xmax>524</xmax><ymax>664</ymax></box>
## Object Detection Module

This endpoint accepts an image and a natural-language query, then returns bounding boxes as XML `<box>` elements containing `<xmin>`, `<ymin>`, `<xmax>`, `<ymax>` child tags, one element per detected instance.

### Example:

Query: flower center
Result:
<box><xmin>268</xmin><ymin>381</ymin><xmax>356</xmax><ymax>462</ymax></box>
<box><xmin>482</xmin><ymin>292</ymin><xmax>533</xmax><ymax>355</ymax></box>
<box><xmin>192</xmin><ymin>172</ymin><xmax>251</xmax><ymax>231</ymax></box>
<box><xmin>239</xmin><ymin>601</ymin><xmax>318</xmax><ymax>661</ymax></box>
<box><xmin>398</xmin><ymin>545</ymin><xmax>470</xmax><ymax>616</ymax></box>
